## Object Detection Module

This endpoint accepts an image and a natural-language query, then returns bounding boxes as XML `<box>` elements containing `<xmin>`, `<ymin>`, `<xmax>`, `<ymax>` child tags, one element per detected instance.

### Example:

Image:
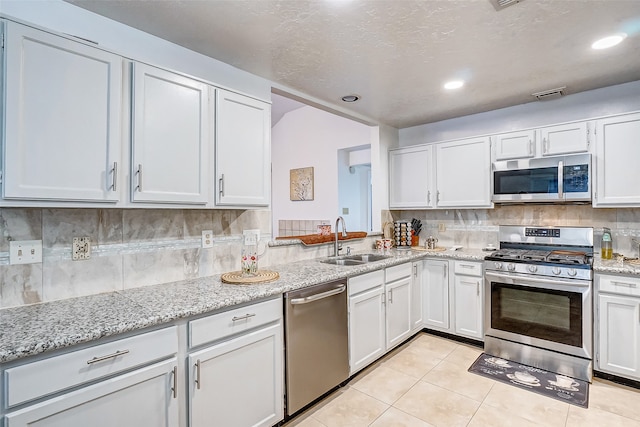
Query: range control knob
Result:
<box><xmin>552</xmin><ymin>267</ymin><xmax>562</xmax><ymax>275</ymax></box>
<box><xmin>494</xmin><ymin>262</ymin><xmax>503</xmax><ymax>270</ymax></box>
<box><xmin>507</xmin><ymin>263</ymin><xmax>516</xmax><ymax>271</ymax></box>
<box><xmin>527</xmin><ymin>265</ymin><xmax>538</xmax><ymax>273</ymax></box>
<box><xmin>568</xmin><ymin>269</ymin><xmax>577</xmax><ymax>277</ymax></box>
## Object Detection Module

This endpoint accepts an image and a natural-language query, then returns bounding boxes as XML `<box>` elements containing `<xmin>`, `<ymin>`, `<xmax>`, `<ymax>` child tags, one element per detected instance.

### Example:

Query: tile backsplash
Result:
<box><xmin>391</xmin><ymin>205</ymin><xmax>640</xmax><ymax>256</ymax></box>
<box><xmin>278</xmin><ymin>219</ymin><xmax>331</xmax><ymax>237</ymax></box>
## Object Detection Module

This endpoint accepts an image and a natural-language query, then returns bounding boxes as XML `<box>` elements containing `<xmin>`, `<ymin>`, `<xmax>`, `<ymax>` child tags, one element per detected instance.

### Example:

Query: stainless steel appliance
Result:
<box><xmin>284</xmin><ymin>280</ymin><xmax>349</xmax><ymax>416</ymax></box>
<box><xmin>484</xmin><ymin>225</ymin><xmax>594</xmax><ymax>381</ymax></box>
<box><xmin>492</xmin><ymin>153</ymin><xmax>591</xmax><ymax>203</ymax></box>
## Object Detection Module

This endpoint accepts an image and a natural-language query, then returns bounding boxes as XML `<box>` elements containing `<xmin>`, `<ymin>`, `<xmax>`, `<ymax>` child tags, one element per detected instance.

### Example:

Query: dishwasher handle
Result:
<box><xmin>290</xmin><ymin>284</ymin><xmax>346</xmax><ymax>305</ymax></box>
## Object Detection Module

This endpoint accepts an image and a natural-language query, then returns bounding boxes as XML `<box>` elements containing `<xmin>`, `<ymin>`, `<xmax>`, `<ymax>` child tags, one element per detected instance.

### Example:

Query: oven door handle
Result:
<box><xmin>485</xmin><ymin>271</ymin><xmax>590</xmax><ymax>290</ymax></box>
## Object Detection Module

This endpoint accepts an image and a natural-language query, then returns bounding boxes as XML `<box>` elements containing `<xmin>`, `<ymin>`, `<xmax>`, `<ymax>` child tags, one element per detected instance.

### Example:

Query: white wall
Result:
<box><xmin>271</xmin><ymin>106</ymin><xmax>375</xmax><ymax>235</ymax></box>
<box><xmin>399</xmin><ymin>80</ymin><xmax>640</xmax><ymax>147</ymax></box>
<box><xmin>1</xmin><ymin>0</ymin><xmax>271</xmax><ymax>101</ymax></box>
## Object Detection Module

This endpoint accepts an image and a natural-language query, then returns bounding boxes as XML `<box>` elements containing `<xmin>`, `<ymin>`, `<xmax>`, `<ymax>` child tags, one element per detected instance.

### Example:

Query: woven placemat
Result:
<box><xmin>412</xmin><ymin>246</ymin><xmax>447</xmax><ymax>252</ymax></box>
<box><xmin>221</xmin><ymin>270</ymin><xmax>280</xmax><ymax>284</ymax></box>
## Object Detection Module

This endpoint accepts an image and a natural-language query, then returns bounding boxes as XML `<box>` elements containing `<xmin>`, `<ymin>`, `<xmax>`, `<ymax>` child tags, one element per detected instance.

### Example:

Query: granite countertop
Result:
<box><xmin>0</xmin><ymin>247</ymin><xmax>483</xmax><ymax>364</ymax></box>
<box><xmin>593</xmin><ymin>257</ymin><xmax>640</xmax><ymax>276</ymax></box>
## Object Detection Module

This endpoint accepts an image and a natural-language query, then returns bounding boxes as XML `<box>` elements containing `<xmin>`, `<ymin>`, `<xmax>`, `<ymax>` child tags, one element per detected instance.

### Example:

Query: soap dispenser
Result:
<box><xmin>601</xmin><ymin>227</ymin><xmax>613</xmax><ymax>260</ymax></box>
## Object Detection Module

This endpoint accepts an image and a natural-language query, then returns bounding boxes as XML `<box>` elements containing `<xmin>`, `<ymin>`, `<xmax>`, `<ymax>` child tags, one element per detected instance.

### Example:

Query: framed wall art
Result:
<box><xmin>290</xmin><ymin>167</ymin><xmax>314</xmax><ymax>201</ymax></box>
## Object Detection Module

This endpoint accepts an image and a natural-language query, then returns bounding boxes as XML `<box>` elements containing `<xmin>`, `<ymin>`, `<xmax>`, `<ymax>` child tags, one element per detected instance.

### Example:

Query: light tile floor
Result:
<box><xmin>284</xmin><ymin>332</ymin><xmax>640</xmax><ymax>427</ymax></box>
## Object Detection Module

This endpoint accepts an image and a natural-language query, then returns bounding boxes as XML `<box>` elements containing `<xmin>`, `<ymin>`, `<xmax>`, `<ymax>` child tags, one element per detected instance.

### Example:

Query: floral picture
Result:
<box><xmin>290</xmin><ymin>167</ymin><xmax>314</xmax><ymax>201</ymax></box>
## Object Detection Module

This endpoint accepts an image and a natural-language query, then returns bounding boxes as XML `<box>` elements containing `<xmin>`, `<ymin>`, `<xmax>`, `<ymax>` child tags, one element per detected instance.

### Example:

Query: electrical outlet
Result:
<box><xmin>438</xmin><ymin>223</ymin><xmax>446</xmax><ymax>232</ymax></box>
<box><xmin>72</xmin><ymin>237</ymin><xmax>91</xmax><ymax>261</ymax></box>
<box><xmin>202</xmin><ymin>230</ymin><xmax>214</xmax><ymax>248</ymax></box>
<box><xmin>9</xmin><ymin>240</ymin><xmax>43</xmax><ymax>265</ymax></box>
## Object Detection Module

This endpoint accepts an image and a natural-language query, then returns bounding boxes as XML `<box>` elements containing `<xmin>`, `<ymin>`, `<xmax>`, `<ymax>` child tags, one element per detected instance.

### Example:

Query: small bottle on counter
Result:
<box><xmin>601</xmin><ymin>227</ymin><xmax>613</xmax><ymax>260</ymax></box>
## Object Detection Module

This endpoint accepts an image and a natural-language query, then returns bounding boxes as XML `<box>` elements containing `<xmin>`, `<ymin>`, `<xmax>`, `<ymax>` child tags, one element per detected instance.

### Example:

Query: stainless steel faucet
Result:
<box><xmin>334</xmin><ymin>216</ymin><xmax>347</xmax><ymax>257</ymax></box>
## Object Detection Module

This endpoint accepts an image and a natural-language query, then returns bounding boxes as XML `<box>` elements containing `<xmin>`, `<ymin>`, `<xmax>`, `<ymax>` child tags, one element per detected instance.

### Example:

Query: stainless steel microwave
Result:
<box><xmin>492</xmin><ymin>154</ymin><xmax>591</xmax><ymax>203</ymax></box>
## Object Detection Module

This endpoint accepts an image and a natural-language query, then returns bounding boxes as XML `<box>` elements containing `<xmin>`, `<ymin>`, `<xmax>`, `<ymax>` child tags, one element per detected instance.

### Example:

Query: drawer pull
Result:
<box><xmin>231</xmin><ymin>313</ymin><xmax>256</xmax><ymax>322</ymax></box>
<box><xmin>460</xmin><ymin>264</ymin><xmax>475</xmax><ymax>268</ymax></box>
<box><xmin>171</xmin><ymin>366</ymin><xmax>178</xmax><ymax>398</ymax></box>
<box><xmin>612</xmin><ymin>281</ymin><xmax>638</xmax><ymax>288</ymax></box>
<box><xmin>195</xmin><ymin>359</ymin><xmax>201</xmax><ymax>389</ymax></box>
<box><xmin>86</xmin><ymin>349</ymin><xmax>130</xmax><ymax>365</ymax></box>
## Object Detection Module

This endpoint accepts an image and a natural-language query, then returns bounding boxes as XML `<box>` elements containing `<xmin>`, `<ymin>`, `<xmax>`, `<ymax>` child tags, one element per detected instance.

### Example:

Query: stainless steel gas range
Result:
<box><xmin>483</xmin><ymin>225</ymin><xmax>594</xmax><ymax>382</ymax></box>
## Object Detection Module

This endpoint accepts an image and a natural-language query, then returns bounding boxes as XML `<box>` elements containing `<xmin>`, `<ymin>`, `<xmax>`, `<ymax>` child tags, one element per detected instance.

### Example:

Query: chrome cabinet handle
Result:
<box><xmin>437</xmin><ymin>191</ymin><xmax>440</xmax><ymax>203</ymax></box>
<box><xmin>413</xmin><ymin>264</ymin><xmax>418</xmax><ymax>278</ymax></box>
<box><xmin>477</xmin><ymin>281</ymin><xmax>480</xmax><ymax>296</ymax></box>
<box><xmin>290</xmin><ymin>285</ymin><xmax>346</xmax><ymax>305</ymax></box>
<box><xmin>171</xmin><ymin>366</ymin><xmax>178</xmax><ymax>398</ymax></box>
<box><xmin>87</xmin><ymin>349</ymin><xmax>129</xmax><ymax>365</ymax></box>
<box><xmin>389</xmin><ymin>288</ymin><xmax>393</xmax><ymax>304</ymax></box>
<box><xmin>195</xmin><ymin>359</ymin><xmax>201</xmax><ymax>389</ymax></box>
<box><xmin>443</xmin><ymin>264</ymin><xmax>448</xmax><ymax>278</ymax></box>
<box><xmin>232</xmin><ymin>313</ymin><xmax>256</xmax><ymax>321</ymax></box>
<box><xmin>528</xmin><ymin>139</ymin><xmax>533</xmax><ymax>156</ymax></box>
<box><xmin>110</xmin><ymin>162</ymin><xmax>118</xmax><ymax>191</ymax></box>
<box><xmin>136</xmin><ymin>164</ymin><xmax>143</xmax><ymax>192</ymax></box>
<box><xmin>543</xmin><ymin>137</ymin><xmax>548</xmax><ymax>153</ymax></box>
<box><xmin>612</xmin><ymin>281</ymin><xmax>638</xmax><ymax>288</ymax></box>
<box><xmin>427</xmin><ymin>190</ymin><xmax>431</xmax><ymax>204</ymax></box>
<box><xmin>219</xmin><ymin>174</ymin><xmax>225</xmax><ymax>197</ymax></box>
<box><xmin>460</xmin><ymin>264</ymin><xmax>475</xmax><ymax>269</ymax></box>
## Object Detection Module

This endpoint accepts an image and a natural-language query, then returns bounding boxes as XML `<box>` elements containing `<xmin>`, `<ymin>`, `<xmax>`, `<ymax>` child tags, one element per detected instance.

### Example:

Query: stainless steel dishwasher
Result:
<box><xmin>284</xmin><ymin>279</ymin><xmax>349</xmax><ymax>416</ymax></box>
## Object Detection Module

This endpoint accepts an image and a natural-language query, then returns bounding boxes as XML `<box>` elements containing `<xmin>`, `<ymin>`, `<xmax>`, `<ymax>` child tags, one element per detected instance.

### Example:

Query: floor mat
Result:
<box><xmin>468</xmin><ymin>353</ymin><xmax>589</xmax><ymax>408</ymax></box>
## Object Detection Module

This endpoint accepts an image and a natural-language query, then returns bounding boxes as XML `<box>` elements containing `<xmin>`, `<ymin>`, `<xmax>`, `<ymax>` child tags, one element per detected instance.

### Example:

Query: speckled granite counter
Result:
<box><xmin>593</xmin><ymin>257</ymin><xmax>640</xmax><ymax>276</ymax></box>
<box><xmin>0</xmin><ymin>248</ymin><xmax>486</xmax><ymax>364</ymax></box>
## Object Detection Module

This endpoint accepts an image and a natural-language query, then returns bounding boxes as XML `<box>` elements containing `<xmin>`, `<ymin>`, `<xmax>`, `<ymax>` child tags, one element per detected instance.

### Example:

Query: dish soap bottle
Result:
<box><xmin>601</xmin><ymin>227</ymin><xmax>613</xmax><ymax>260</ymax></box>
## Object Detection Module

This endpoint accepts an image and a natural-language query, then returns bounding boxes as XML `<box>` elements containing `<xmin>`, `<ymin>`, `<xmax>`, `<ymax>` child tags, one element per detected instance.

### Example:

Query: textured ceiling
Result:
<box><xmin>66</xmin><ymin>0</ymin><xmax>640</xmax><ymax>129</ymax></box>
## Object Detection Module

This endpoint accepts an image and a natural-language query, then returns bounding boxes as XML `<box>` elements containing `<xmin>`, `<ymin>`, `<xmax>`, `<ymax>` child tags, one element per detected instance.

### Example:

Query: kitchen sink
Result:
<box><xmin>320</xmin><ymin>253</ymin><xmax>392</xmax><ymax>266</ymax></box>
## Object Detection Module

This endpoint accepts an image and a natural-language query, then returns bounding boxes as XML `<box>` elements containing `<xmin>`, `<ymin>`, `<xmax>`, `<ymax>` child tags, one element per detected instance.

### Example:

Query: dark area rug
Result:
<box><xmin>468</xmin><ymin>353</ymin><xmax>589</xmax><ymax>408</ymax></box>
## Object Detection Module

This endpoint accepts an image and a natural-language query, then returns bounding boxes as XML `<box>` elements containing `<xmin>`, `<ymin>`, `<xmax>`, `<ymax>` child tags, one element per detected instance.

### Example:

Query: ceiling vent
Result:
<box><xmin>489</xmin><ymin>0</ymin><xmax>523</xmax><ymax>11</ymax></box>
<box><xmin>532</xmin><ymin>86</ymin><xmax>566</xmax><ymax>101</ymax></box>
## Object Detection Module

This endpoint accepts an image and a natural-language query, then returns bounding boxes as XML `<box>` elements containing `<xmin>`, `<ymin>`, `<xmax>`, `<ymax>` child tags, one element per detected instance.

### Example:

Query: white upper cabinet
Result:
<box><xmin>493</xmin><ymin>130</ymin><xmax>536</xmax><ymax>160</ymax></box>
<box><xmin>215</xmin><ymin>89</ymin><xmax>271</xmax><ymax>206</ymax></box>
<box><xmin>389</xmin><ymin>145</ymin><xmax>434</xmax><ymax>209</ymax></box>
<box><xmin>594</xmin><ymin>112</ymin><xmax>640</xmax><ymax>207</ymax></box>
<box><xmin>540</xmin><ymin>122</ymin><xmax>591</xmax><ymax>156</ymax></box>
<box><xmin>2</xmin><ymin>21</ymin><xmax>122</xmax><ymax>202</ymax></box>
<box><xmin>436</xmin><ymin>137</ymin><xmax>492</xmax><ymax>208</ymax></box>
<box><xmin>131</xmin><ymin>63</ymin><xmax>210</xmax><ymax>204</ymax></box>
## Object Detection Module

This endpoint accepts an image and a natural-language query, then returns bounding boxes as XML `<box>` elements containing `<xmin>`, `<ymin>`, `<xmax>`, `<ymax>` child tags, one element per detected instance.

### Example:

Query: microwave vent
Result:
<box><xmin>532</xmin><ymin>86</ymin><xmax>566</xmax><ymax>101</ymax></box>
<box><xmin>488</xmin><ymin>0</ymin><xmax>523</xmax><ymax>11</ymax></box>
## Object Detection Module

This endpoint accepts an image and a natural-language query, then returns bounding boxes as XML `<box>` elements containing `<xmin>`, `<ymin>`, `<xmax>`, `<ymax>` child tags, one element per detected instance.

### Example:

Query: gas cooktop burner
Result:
<box><xmin>487</xmin><ymin>249</ymin><xmax>590</xmax><ymax>266</ymax></box>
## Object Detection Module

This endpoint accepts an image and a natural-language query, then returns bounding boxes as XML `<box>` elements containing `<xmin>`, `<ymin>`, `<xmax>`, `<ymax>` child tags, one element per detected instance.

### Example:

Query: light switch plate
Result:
<box><xmin>9</xmin><ymin>240</ymin><xmax>43</xmax><ymax>265</ymax></box>
<box><xmin>202</xmin><ymin>230</ymin><xmax>214</xmax><ymax>248</ymax></box>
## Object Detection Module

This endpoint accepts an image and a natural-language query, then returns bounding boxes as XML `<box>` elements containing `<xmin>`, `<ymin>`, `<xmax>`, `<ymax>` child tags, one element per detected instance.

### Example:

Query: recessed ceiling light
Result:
<box><xmin>591</xmin><ymin>33</ymin><xmax>627</xmax><ymax>50</ymax></box>
<box><xmin>341</xmin><ymin>95</ymin><xmax>360</xmax><ymax>102</ymax></box>
<box><xmin>444</xmin><ymin>80</ymin><xmax>464</xmax><ymax>90</ymax></box>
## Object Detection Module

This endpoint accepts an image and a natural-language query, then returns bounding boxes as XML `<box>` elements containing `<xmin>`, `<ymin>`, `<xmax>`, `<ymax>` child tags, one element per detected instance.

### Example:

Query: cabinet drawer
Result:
<box><xmin>5</xmin><ymin>326</ymin><xmax>178</xmax><ymax>408</ymax></box>
<box><xmin>385</xmin><ymin>263</ymin><xmax>412</xmax><ymax>283</ymax></box>
<box><xmin>349</xmin><ymin>270</ymin><xmax>384</xmax><ymax>296</ymax></box>
<box><xmin>189</xmin><ymin>298</ymin><xmax>282</xmax><ymax>348</ymax></box>
<box><xmin>454</xmin><ymin>261</ymin><xmax>482</xmax><ymax>277</ymax></box>
<box><xmin>598</xmin><ymin>274</ymin><xmax>640</xmax><ymax>297</ymax></box>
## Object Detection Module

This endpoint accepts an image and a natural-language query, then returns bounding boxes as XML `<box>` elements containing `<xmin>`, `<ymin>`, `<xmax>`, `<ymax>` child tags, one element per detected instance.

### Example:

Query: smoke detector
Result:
<box><xmin>532</xmin><ymin>86</ymin><xmax>566</xmax><ymax>101</ymax></box>
<box><xmin>488</xmin><ymin>0</ymin><xmax>523</xmax><ymax>11</ymax></box>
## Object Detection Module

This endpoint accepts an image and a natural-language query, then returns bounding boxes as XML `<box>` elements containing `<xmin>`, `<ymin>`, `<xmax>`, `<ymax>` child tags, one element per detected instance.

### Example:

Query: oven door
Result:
<box><xmin>484</xmin><ymin>270</ymin><xmax>592</xmax><ymax>359</ymax></box>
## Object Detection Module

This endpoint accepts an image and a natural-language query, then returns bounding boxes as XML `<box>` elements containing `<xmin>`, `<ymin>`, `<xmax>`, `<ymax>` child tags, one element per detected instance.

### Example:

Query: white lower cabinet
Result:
<box><xmin>422</xmin><ymin>259</ymin><xmax>450</xmax><ymax>330</ymax></box>
<box><xmin>385</xmin><ymin>263</ymin><xmax>413</xmax><ymax>350</ymax></box>
<box><xmin>3</xmin><ymin>327</ymin><xmax>179</xmax><ymax>427</ymax></box>
<box><xmin>453</xmin><ymin>261</ymin><xmax>484</xmax><ymax>340</ymax></box>
<box><xmin>596</xmin><ymin>273</ymin><xmax>640</xmax><ymax>380</ymax></box>
<box><xmin>187</xmin><ymin>298</ymin><xmax>283</xmax><ymax>427</ymax></box>
<box><xmin>410</xmin><ymin>262</ymin><xmax>423</xmax><ymax>332</ymax></box>
<box><xmin>5</xmin><ymin>359</ymin><xmax>179</xmax><ymax>427</ymax></box>
<box><xmin>348</xmin><ymin>270</ymin><xmax>386</xmax><ymax>375</ymax></box>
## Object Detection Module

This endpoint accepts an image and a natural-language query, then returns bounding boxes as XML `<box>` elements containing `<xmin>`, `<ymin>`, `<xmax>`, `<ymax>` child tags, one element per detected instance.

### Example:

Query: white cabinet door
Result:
<box><xmin>5</xmin><ymin>359</ymin><xmax>179</xmax><ymax>427</ymax></box>
<box><xmin>3</xmin><ymin>21</ymin><xmax>122</xmax><ymax>202</ymax></box>
<box><xmin>216</xmin><ymin>89</ymin><xmax>270</xmax><ymax>206</ymax></box>
<box><xmin>493</xmin><ymin>130</ymin><xmax>535</xmax><ymax>160</ymax></box>
<box><xmin>436</xmin><ymin>137</ymin><xmax>492</xmax><ymax>208</ymax></box>
<box><xmin>389</xmin><ymin>145</ymin><xmax>434</xmax><ymax>208</ymax></box>
<box><xmin>422</xmin><ymin>259</ymin><xmax>450</xmax><ymax>330</ymax></box>
<box><xmin>131</xmin><ymin>63</ymin><xmax>210</xmax><ymax>204</ymax></box>
<box><xmin>541</xmin><ymin>122</ymin><xmax>590</xmax><ymax>156</ymax></box>
<box><xmin>597</xmin><ymin>294</ymin><xmax>640</xmax><ymax>380</ymax></box>
<box><xmin>411</xmin><ymin>262</ymin><xmax>423</xmax><ymax>332</ymax></box>
<box><xmin>454</xmin><ymin>275</ymin><xmax>483</xmax><ymax>339</ymax></box>
<box><xmin>349</xmin><ymin>286</ymin><xmax>385</xmax><ymax>374</ymax></box>
<box><xmin>385</xmin><ymin>276</ymin><xmax>412</xmax><ymax>350</ymax></box>
<box><xmin>189</xmin><ymin>324</ymin><xmax>283</xmax><ymax>427</ymax></box>
<box><xmin>594</xmin><ymin>113</ymin><xmax>640</xmax><ymax>207</ymax></box>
